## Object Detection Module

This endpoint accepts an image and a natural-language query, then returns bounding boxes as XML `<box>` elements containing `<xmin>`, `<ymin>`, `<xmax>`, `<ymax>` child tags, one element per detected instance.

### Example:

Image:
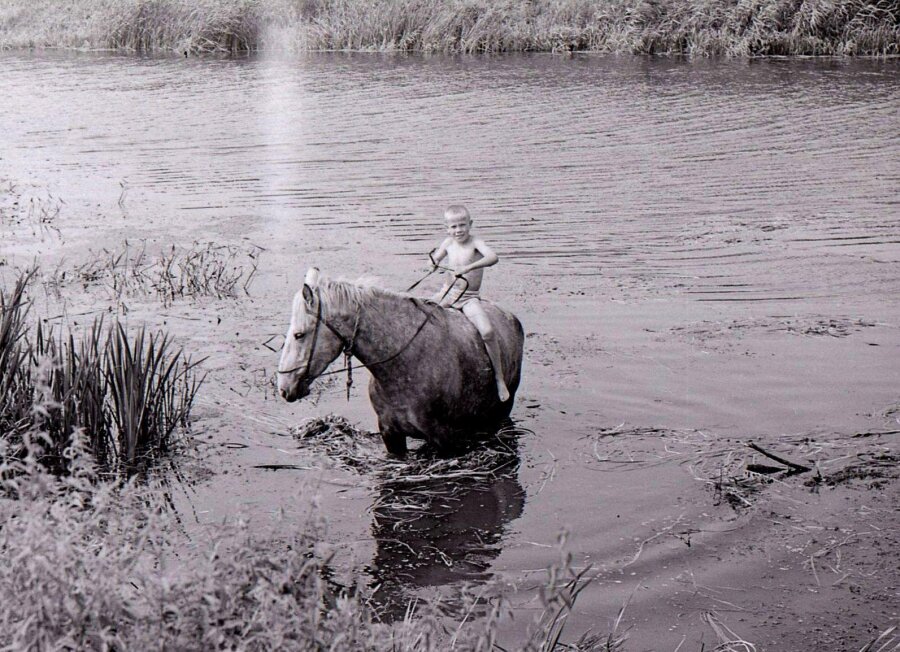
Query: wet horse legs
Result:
<box><xmin>379</xmin><ymin>424</ymin><xmax>408</xmax><ymax>457</ymax></box>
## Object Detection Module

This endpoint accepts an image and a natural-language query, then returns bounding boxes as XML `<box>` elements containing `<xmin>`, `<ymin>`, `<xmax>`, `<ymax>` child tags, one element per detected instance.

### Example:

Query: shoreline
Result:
<box><xmin>1</xmin><ymin>0</ymin><xmax>898</xmax><ymax>57</ymax></box>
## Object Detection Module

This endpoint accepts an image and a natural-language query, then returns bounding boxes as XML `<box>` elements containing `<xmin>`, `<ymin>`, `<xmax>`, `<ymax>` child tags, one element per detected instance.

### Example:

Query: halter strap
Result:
<box><xmin>276</xmin><ymin>289</ymin><xmax>432</xmax><ymax>396</ymax></box>
<box><xmin>275</xmin><ymin>287</ymin><xmax>330</xmax><ymax>378</ymax></box>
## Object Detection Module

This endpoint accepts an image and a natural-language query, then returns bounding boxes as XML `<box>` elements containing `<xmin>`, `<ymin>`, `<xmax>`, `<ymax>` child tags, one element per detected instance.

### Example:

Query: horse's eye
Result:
<box><xmin>294</xmin><ymin>332</ymin><xmax>305</xmax><ymax>341</ymax></box>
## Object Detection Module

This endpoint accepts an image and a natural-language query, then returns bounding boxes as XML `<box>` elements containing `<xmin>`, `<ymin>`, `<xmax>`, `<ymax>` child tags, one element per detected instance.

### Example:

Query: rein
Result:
<box><xmin>406</xmin><ymin>248</ymin><xmax>470</xmax><ymax>306</ymax></box>
<box><xmin>276</xmin><ymin>287</ymin><xmax>433</xmax><ymax>400</ymax></box>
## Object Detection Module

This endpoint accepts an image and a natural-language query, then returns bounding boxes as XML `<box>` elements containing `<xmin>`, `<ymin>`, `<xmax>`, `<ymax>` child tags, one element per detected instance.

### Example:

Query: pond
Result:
<box><xmin>1</xmin><ymin>51</ymin><xmax>898</xmax><ymax>649</ymax></box>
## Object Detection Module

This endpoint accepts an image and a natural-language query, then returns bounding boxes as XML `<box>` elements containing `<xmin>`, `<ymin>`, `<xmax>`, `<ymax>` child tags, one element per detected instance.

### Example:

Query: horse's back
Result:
<box><xmin>442</xmin><ymin>300</ymin><xmax>524</xmax><ymax>390</ymax></box>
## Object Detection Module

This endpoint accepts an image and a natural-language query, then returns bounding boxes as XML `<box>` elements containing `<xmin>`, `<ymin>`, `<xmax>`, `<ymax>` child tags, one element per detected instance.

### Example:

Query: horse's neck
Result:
<box><xmin>334</xmin><ymin>288</ymin><xmax>424</xmax><ymax>371</ymax></box>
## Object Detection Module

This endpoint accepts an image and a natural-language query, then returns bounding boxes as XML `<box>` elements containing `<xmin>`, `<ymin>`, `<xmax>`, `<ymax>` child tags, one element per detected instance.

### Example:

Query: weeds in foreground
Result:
<box><xmin>0</xmin><ymin>431</ymin><xmax>609</xmax><ymax>650</ymax></box>
<box><xmin>0</xmin><ymin>0</ymin><xmax>897</xmax><ymax>56</ymax></box>
<box><xmin>0</xmin><ymin>272</ymin><xmax>203</xmax><ymax>476</ymax></box>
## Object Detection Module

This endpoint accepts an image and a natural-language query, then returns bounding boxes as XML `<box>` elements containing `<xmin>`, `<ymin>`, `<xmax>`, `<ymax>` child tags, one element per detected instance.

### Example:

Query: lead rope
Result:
<box><xmin>344</xmin><ymin>348</ymin><xmax>353</xmax><ymax>400</ymax></box>
<box><xmin>343</xmin><ymin>308</ymin><xmax>361</xmax><ymax>400</ymax></box>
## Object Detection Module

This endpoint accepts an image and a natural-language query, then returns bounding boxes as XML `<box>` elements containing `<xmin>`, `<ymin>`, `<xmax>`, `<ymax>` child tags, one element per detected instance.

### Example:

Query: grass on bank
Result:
<box><xmin>0</xmin><ymin>271</ymin><xmax>203</xmax><ymax>477</ymax></box>
<box><xmin>0</xmin><ymin>0</ymin><xmax>896</xmax><ymax>56</ymax></box>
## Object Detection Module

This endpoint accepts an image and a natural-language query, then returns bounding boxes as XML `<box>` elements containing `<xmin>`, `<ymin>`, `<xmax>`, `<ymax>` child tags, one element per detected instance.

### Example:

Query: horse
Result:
<box><xmin>276</xmin><ymin>268</ymin><xmax>524</xmax><ymax>456</ymax></box>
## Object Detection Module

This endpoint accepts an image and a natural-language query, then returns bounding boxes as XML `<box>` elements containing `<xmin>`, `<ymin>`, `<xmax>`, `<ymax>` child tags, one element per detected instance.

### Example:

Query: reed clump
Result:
<box><xmin>0</xmin><ymin>0</ymin><xmax>896</xmax><ymax>56</ymax></box>
<box><xmin>0</xmin><ymin>272</ymin><xmax>203</xmax><ymax>476</ymax></box>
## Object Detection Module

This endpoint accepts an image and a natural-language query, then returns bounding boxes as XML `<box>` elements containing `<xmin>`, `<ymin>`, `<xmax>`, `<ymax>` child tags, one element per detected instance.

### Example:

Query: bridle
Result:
<box><xmin>406</xmin><ymin>249</ymin><xmax>470</xmax><ymax>306</ymax></box>
<box><xmin>276</xmin><ymin>286</ymin><xmax>433</xmax><ymax>399</ymax></box>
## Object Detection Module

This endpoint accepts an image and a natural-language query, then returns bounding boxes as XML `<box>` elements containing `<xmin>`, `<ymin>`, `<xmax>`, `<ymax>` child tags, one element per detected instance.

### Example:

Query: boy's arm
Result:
<box><xmin>431</xmin><ymin>238</ymin><xmax>452</xmax><ymax>266</ymax></box>
<box><xmin>456</xmin><ymin>238</ymin><xmax>499</xmax><ymax>276</ymax></box>
<box><xmin>428</xmin><ymin>238</ymin><xmax>453</xmax><ymax>304</ymax></box>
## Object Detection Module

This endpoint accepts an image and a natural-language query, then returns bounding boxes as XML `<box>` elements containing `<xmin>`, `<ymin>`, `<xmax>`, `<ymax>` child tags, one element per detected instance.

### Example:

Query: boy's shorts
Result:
<box><xmin>451</xmin><ymin>288</ymin><xmax>481</xmax><ymax>310</ymax></box>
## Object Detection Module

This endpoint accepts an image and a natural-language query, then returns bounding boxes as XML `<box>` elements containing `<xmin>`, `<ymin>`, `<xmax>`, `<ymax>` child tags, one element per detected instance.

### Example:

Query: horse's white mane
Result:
<box><xmin>308</xmin><ymin>274</ymin><xmax>409</xmax><ymax>321</ymax></box>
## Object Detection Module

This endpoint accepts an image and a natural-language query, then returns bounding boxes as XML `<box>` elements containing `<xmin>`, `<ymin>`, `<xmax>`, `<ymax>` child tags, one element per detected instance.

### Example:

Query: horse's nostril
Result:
<box><xmin>279</xmin><ymin>388</ymin><xmax>287</xmax><ymax>399</ymax></box>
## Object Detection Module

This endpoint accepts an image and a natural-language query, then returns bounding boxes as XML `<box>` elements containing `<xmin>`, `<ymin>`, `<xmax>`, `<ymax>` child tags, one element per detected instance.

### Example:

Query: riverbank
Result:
<box><xmin>0</xmin><ymin>0</ymin><xmax>897</xmax><ymax>56</ymax></box>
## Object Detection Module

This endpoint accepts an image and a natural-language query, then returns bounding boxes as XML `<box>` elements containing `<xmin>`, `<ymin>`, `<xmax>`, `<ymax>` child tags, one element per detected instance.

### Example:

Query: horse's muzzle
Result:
<box><xmin>278</xmin><ymin>379</ymin><xmax>310</xmax><ymax>402</ymax></box>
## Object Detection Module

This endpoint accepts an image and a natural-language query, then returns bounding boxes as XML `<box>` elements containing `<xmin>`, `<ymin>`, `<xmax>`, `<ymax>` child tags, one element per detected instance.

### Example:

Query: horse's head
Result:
<box><xmin>277</xmin><ymin>268</ymin><xmax>347</xmax><ymax>402</ymax></box>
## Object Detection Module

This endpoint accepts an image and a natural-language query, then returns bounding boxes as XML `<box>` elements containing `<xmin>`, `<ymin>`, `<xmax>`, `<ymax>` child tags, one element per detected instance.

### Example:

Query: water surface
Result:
<box><xmin>1</xmin><ymin>51</ymin><xmax>898</xmax><ymax>649</ymax></box>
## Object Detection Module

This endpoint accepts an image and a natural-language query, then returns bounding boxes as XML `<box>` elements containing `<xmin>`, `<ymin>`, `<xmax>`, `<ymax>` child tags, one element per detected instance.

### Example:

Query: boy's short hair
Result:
<box><xmin>444</xmin><ymin>204</ymin><xmax>471</xmax><ymax>222</ymax></box>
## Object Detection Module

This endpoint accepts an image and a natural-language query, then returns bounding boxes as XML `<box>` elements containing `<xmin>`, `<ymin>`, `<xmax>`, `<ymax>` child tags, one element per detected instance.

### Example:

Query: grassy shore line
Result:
<box><xmin>0</xmin><ymin>0</ymin><xmax>897</xmax><ymax>57</ymax></box>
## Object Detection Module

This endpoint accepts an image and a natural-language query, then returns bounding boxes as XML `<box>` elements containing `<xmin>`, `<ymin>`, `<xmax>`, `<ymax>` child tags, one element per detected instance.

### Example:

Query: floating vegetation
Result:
<box><xmin>0</xmin><ymin>0</ymin><xmax>897</xmax><ymax>56</ymax></box>
<box><xmin>0</xmin><ymin>271</ymin><xmax>204</xmax><ymax>476</ymax></box>
<box><xmin>591</xmin><ymin>423</ymin><xmax>899</xmax><ymax>510</ymax></box>
<box><xmin>293</xmin><ymin>414</ymin><xmax>528</xmax><ymax>482</ymax></box>
<box><xmin>372</xmin><ymin>424</ymin><xmax>525</xmax><ymax>528</ymax></box>
<box><xmin>0</xmin><ymin>178</ymin><xmax>63</xmax><ymax>239</ymax></box>
<box><xmin>669</xmin><ymin>315</ymin><xmax>880</xmax><ymax>353</ymax></box>
<box><xmin>293</xmin><ymin>416</ymin><xmax>533</xmax><ymax>621</ymax></box>
<box><xmin>806</xmin><ymin>451</ymin><xmax>899</xmax><ymax>489</ymax></box>
<box><xmin>293</xmin><ymin>414</ymin><xmax>384</xmax><ymax>471</ymax></box>
<box><xmin>44</xmin><ymin>240</ymin><xmax>261</xmax><ymax>305</ymax></box>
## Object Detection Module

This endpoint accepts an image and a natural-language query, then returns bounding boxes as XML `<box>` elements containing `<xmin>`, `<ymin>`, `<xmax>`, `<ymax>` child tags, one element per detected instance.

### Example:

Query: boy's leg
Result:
<box><xmin>462</xmin><ymin>300</ymin><xmax>510</xmax><ymax>402</ymax></box>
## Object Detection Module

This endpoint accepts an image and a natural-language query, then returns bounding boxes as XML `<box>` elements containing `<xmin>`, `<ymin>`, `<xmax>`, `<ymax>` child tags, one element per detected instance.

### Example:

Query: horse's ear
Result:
<box><xmin>304</xmin><ymin>267</ymin><xmax>320</xmax><ymax>287</ymax></box>
<box><xmin>302</xmin><ymin>283</ymin><xmax>314</xmax><ymax>307</ymax></box>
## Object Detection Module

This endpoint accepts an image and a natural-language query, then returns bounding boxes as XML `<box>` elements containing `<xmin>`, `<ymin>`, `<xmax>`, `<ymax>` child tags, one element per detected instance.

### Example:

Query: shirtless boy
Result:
<box><xmin>430</xmin><ymin>204</ymin><xmax>510</xmax><ymax>402</ymax></box>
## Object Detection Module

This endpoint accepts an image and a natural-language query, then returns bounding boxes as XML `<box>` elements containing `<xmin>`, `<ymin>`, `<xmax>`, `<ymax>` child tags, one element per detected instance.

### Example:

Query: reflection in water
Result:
<box><xmin>366</xmin><ymin>429</ymin><xmax>525</xmax><ymax>619</ymax></box>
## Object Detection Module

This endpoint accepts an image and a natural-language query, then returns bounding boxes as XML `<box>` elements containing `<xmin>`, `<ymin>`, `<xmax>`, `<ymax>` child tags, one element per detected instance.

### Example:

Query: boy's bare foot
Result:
<box><xmin>497</xmin><ymin>381</ymin><xmax>510</xmax><ymax>402</ymax></box>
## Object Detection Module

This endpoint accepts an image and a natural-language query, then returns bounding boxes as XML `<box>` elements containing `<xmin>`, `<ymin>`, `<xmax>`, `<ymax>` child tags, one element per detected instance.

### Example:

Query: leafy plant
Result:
<box><xmin>0</xmin><ymin>272</ymin><xmax>204</xmax><ymax>477</ymax></box>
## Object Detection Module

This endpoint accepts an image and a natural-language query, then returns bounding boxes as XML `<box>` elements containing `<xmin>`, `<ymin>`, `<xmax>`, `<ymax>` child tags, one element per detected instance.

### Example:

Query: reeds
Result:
<box><xmin>0</xmin><ymin>179</ymin><xmax>62</xmax><ymax>239</ymax></box>
<box><xmin>44</xmin><ymin>240</ymin><xmax>261</xmax><ymax>305</ymax></box>
<box><xmin>0</xmin><ymin>0</ymin><xmax>896</xmax><ymax>56</ymax></box>
<box><xmin>0</xmin><ymin>272</ymin><xmax>34</xmax><ymax>444</ymax></box>
<box><xmin>0</xmin><ymin>272</ymin><xmax>204</xmax><ymax>476</ymax></box>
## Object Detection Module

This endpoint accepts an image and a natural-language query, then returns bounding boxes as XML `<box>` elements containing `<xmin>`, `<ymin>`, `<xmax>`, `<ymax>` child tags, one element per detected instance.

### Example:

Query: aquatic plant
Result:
<box><xmin>0</xmin><ymin>0</ymin><xmax>896</xmax><ymax>56</ymax></box>
<box><xmin>44</xmin><ymin>240</ymin><xmax>261</xmax><ymax>305</ymax></box>
<box><xmin>30</xmin><ymin>320</ymin><xmax>109</xmax><ymax>475</ymax></box>
<box><xmin>0</xmin><ymin>271</ymin><xmax>34</xmax><ymax>446</ymax></box>
<box><xmin>0</xmin><ymin>179</ymin><xmax>63</xmax><ymax>239</ymax></box>
<box><xmin>0</xmin><ymin>273</ymin><xmax>203</xmax><ymax>476</ymax></box>
<box><xmin>103</xmin><ymin>322</ymin><xmax>203</xmax><ymax>472</ymax></box>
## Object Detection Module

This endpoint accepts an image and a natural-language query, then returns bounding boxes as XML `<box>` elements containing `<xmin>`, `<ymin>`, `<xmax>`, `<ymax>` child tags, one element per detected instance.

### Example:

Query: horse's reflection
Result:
<box><xmin>366</xmin><ymin>430</ymin><xmax>525</xmax><ymax>620</ymax></box>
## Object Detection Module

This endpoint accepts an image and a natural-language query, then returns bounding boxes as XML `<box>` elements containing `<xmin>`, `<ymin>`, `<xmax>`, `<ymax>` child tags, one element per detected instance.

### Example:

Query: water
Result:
<box><xmin>1</xmin><ymin>51</ymin><xmax>899</xmax><ymax>648</ymax></box>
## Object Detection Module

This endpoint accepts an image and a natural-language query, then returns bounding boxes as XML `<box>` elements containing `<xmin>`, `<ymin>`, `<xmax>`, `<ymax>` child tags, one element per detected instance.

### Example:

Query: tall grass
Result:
<box><xmin>105</xmin><ymin>322</ymin><xmax>202</xmax><ymax>470</ymax></box>
<box><xmin>0</xmin><ymin>0</ymin><xmax>896</xmax><ymax>56</ymax></box>
<box><xmin>0</xmin><ymin>272</ymin><xmax>34</xmax><ymax>445</ymax></box>
<box><xmin>0</xmin><ymin>272</ymin><xmax>203</xmax><ymax>476</ymax></box>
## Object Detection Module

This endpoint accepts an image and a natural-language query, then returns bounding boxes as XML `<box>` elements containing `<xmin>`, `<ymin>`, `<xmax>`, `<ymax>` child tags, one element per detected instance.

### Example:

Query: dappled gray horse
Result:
<box><xmin>277</xmin><ymin>268</ymin><xmax>524</xmax><ymax>455</ymax></box>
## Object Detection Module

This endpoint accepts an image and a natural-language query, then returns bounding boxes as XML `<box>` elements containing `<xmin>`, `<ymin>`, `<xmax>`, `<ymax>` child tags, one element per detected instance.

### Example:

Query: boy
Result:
<box><xmin>430</xmin><ymin>204</ymin><xmax>509</xmax><ymax>402</ymax></box>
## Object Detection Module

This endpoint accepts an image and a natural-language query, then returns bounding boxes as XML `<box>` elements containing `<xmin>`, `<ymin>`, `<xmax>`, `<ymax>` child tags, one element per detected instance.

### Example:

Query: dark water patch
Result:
<box><xmin>292</xmin><ymin>415</ymin><xmax>528</xmax><ymax>618</ymax></box>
